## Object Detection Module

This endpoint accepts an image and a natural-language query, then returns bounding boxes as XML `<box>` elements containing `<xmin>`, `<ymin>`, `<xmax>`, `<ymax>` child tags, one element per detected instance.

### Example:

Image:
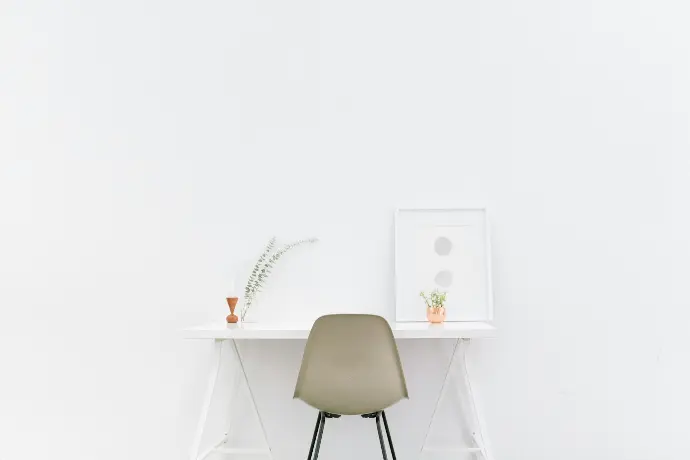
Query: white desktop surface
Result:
<box><xmin>184</xmin><ymin>320</ymin><xmax>496</xmax><ymax>340</ymax></box>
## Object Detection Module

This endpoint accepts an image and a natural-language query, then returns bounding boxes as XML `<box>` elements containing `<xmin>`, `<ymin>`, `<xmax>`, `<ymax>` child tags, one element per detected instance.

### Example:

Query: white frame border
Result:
<box><xmin>394</xmin><ymin>206</ymin><xmax>494</xmax><ymax>322</ymax></box>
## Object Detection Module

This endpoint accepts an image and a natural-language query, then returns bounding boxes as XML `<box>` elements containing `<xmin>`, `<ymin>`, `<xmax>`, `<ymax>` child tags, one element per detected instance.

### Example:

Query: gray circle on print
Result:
<box><xmin>434</xmin><ymin>270</ymin><xmax>453</xmax><ymax>288</ymax></box>
<box><xmin>434</xmin><ymin>236</ymin><xmax>453</xmax><ymax>256</ymax></box>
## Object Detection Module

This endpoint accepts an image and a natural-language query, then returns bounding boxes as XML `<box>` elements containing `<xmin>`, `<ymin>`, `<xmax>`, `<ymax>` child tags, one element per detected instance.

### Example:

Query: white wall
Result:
<box><xmin>1</xmin><ymin>0</ymin><xmax>689</xmax><ymax>459</ymax></box>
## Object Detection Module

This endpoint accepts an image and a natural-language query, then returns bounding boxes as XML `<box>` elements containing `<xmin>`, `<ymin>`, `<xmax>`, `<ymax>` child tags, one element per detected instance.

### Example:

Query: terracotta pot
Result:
<box><xmin>426</xmin><ymin>306</ymin><xmax>446</xmax><ymax>323</ymax></box>
<box><xmin>226</xmin><ymin>297</ymin><xmax>239</xmax><ymax>323</ymax></box>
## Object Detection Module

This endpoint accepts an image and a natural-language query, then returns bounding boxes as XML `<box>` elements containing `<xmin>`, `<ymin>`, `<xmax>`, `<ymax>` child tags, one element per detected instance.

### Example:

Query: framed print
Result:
<box><xmin>395</xmin><ymin>207</ymin><xmax>493</xmax><ymax>322</ymax></box>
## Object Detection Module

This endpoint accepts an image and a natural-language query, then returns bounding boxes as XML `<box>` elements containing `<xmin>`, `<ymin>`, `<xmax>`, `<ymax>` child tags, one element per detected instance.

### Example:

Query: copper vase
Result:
<box><xmin>426</xmin><ymin>307</ymin><xmax>446</xmax><ymax>323</ymax></box>
<box><xmin>226</xmin><ymin>297</ymin><xmax>239</xmax><ymax>323</ymax></box>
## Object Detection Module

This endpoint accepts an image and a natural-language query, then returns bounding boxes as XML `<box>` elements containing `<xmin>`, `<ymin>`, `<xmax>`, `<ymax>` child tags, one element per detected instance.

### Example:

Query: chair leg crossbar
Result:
<box><xmin>306</xmin><ymin>411</ymin><xmax>397</xmax><ymax>460</ymax></box>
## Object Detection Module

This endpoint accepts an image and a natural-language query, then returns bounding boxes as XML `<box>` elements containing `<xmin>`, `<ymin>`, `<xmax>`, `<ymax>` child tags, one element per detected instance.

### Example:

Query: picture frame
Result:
<box><xmin>394</xmin><ymin>207</ymin><xmax>494</xmax><ymax>322</ymax></box>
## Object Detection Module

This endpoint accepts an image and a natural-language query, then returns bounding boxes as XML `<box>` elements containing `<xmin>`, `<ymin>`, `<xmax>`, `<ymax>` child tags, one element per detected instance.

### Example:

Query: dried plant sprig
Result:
<box><xmin>252</xmin><ymin>238</ymin><xmax>318</xmax><ymax>293</ymax></box>
<box><xmin>241</xmin><ymin>237</ymin><xmax>318</xmax><ymax>321</ymax></box>
<box><xmin>244</xmin><ymin>237</ymin><xmax>276</xmax><ymax>300</ymax></box>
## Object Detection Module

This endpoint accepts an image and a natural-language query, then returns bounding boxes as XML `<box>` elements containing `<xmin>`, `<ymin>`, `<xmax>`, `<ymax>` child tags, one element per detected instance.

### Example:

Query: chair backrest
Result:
<box><xmin>294</xmin><ymin>314</ymin><xmax>408</xmax><ymax>415</ymax></box>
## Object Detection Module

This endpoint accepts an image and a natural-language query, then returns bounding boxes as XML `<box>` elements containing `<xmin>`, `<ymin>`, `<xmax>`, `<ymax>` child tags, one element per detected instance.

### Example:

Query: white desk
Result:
<box><xmin>185</xmin><ymin>321</ymin><xmax>496</xmax><ymax>340</ymax></box>
<box><xmin>185</xmin><ymin>321</ymin><xmax>497</xmax><ymax>460</ymax></box>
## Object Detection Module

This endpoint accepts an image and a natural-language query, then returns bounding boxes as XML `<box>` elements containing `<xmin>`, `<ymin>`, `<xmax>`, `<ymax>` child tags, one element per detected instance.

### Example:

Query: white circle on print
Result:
<box><xmin>434</xmin><ymin>236</ymin><xmax>453</xmax><ymax>256</ymax></box>
<box><xmin>434</xmin><ymin>270</ymin><xmax>453</xmax><ymax>288</ymax></box>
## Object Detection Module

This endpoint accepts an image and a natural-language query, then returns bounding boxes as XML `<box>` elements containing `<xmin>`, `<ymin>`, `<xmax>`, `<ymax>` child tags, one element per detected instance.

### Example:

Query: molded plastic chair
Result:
<box><xmin>294</xmin><ymin>314</ymin><xmax>408</xmax><ymax>460</ymax></box>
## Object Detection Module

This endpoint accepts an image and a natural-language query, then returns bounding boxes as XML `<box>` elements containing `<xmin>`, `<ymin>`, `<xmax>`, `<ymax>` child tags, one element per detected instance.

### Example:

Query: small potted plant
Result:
<box><xmin>420</xmin><ymin>289</ymin><xmax>447</xmax><ymax>323</ymax></box>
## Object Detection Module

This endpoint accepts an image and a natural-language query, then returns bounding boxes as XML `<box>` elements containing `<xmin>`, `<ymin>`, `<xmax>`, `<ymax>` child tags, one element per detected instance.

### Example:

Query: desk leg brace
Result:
<box><xmin>228</xmin><ymin>339</ymin><xmax>273</xmax><ymax>458</ymax></box>
<box><xmin>190</xmin><ymin>340</ymin><xmax>273</xmax><ymax>460</ymax></box>
<box><xmin>196</xmin><ymin>349</ymin><xmax>243</xmax><ymax>460</ymax></box>
<box><xmin>420</xmin><ymin>339</ymin><xmax>495</xmax><ymax>460</ymax></box>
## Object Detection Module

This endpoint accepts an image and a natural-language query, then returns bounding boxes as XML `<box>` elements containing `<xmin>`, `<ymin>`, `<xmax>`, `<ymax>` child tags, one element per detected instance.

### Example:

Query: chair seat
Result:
<box><xmin>299</xmin><ymin>385</ymin><xmax>404</xmax><ymax>416</ymax></box>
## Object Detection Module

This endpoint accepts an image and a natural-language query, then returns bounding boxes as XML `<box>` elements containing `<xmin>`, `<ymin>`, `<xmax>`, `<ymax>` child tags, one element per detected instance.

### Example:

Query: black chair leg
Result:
<box><xmin>312</xmin><ymin>412</ymin><xmax>326</xmax><ymax>460</ymax></box>
<box><xmin>381</xmin><ymin>411</ymin><xmax>397</xmax><ymax>460</ymax></box>
<box><xmin>307</xmin><ymin>412</ymin><xmax>323</xmax><ymax>460</ymax></box>
<box><xmin>375</xmin><ymin>412</ymin><xmax>389</xmax><ymax>460</ymax></box>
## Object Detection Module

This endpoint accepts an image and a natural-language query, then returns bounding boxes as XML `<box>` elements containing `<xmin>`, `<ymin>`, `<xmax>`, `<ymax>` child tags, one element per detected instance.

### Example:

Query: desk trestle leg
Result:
<box><xmin>190</xmin><ymin>339</ymin><xmax>223</xmax><ymax>460</ymax></box>
<box><xmin>190</xmin><ymin>340</ymin><xmax>273</xmax><ymax>460</ymax></box>
<box><xmin>419</xmin><ymin>339</ymin><xmax>496</xmax><ymax>460</ymax></box>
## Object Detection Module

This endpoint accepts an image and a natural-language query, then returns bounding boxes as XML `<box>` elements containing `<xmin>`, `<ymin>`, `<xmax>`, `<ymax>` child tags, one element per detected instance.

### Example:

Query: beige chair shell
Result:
<box><xmin>294</xmin><ymin>314</ymin><xmax>409</xmax><ymax>416</ymax></box>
